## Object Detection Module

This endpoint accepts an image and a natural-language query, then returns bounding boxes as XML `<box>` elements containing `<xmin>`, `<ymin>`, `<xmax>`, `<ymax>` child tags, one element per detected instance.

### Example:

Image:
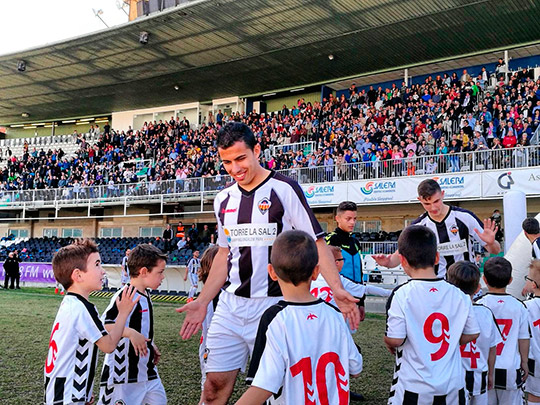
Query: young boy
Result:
<box><xmin>99</xmin><ymin>244</ymin><xmax>168</xmax><ymax>405</ymax></box>
<box><xmin>523</xmin><ymin>259</ymin><xmax>540</xmax><ymax>404</ymax></box>
<box><xmin>45</xmin><ymin>239</ymin><xmax>139</xmax><ymax>405</ymax></box>
<box><xmin>385</xmin><ymin>226</ymin><xmax>480</xmax><ymax>404</ymax></box>
<box><xmin>447</xmin><ymin>261</ymin><xmax>502</xmax><ymax>405</ymax></box>
<box><xmin>237</xmin><ymin>230</ymin><xmax>363</xmax><ymax>405</ymax></box>
<box><xmin>197</xmin><ymin>245</ymin><xmax>220</xmax><ymax>405</ymax></box>
<box><xmin>121</xmin><ymin>248</ymin><xmax>131</xmax><ymax>286</ymax></box>
<box><xmin>476</xmin><ymin>256</ymin><xmax>530</xmax><ymax>404</ymax></box>
<box><xmin>184</xmin><ymin>249</ymin><xmax>200</xmax><ymax>302</ymax></box>
<box><xmin>311</xmin><ymin>245</ymin><xmax>391</xmax><ymax>306</ymax></box>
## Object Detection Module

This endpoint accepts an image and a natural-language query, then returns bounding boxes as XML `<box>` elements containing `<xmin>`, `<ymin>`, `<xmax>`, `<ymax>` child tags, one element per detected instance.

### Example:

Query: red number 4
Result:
<box><xmin>460</xmin><ymin>339</ymin><xmax>480</xmax><ymax>368</ymax></box>
<box><xmin>423</xmin><ymin>313</ymin><xmax>450</xmax><ymax>361</ymax></box>
<box><xmin>290</xmin><ymin>352</ymin><xmax>349</xmax><ymax>405</ymax></box>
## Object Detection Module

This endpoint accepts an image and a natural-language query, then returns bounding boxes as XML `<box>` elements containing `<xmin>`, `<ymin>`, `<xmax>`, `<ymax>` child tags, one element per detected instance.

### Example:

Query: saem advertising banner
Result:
<box><xmin>347</xmin><ymin>173</ymin><xmax>482</xmax><ymax>204</ymax></box>
<box><xmin>0</xmin><ymin>262</ymin><xmax>56</xmax><ymax>284</ymax></box>
<box><xmin>301</xmin><ymin>183</ymin><xmax>347</xmax><ymax>205</ymax></box>
<box><xmin>483</xmin><ymin>168</ymin><xmax>540</xmax><ymax>197</ymax></box>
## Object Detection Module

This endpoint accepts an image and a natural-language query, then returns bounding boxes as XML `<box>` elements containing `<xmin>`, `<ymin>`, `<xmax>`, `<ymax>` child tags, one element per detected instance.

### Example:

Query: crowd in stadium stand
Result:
<box><xmin>1</xmin><ymin>61</ymin><xmax>540</xmax><ymax>194</ymax></box>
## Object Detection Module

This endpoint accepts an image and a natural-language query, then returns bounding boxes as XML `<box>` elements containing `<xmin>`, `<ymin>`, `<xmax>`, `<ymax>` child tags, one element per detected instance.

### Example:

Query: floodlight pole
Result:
<box><xmin>93</xmin><ymin>9</ymin><xmax>109</xmax><ymax>28</ymax></box>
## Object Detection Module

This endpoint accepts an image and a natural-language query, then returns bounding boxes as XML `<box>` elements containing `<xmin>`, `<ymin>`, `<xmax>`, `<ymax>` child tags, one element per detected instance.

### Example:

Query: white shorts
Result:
<box><xmin>188</xmin><ymin>272</ymin><xmax>198</xmax><ymax>287</ymax></box>
<box><xmin>467</xmin><ymin>391</ymin><xmax>488</xmax><ymax>405</ymax></box>
<box><xmin>204</xmin><ymin>291</ymin><xmax>281</xmax><ymax>373</ymax></box>
<box><xmin>487</xmin><ymin>388</ymin><xmax>523</xmax><ymax>405</ymax></box>
<box><xmin>199</xmin><ymin>337</ymin><xmax>208</xmax><ymax>390</ymax></box>
<box><xmin>98</xmin><ymin>378</ymin><xmax>167</xmax><ymax>405</ymax></box>
<box><xmin>526</xmin><ymin>375</ymin><xmax>540</xmax><ymax>396</ymax></box>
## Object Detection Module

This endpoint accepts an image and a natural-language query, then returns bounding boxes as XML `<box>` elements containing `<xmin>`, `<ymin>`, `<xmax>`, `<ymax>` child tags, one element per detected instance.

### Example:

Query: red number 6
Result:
<box><xmin>423</xmin><ymin>312</ymin><xmax>450</xmax><ymax>361</ymax></box>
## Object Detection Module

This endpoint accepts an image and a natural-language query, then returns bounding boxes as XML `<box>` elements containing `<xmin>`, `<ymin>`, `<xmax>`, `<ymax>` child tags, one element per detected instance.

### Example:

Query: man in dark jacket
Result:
<box><xmin>3</xmin><ymin>251</ymin><xmax>21</xmax><ymax>289</ymax></box>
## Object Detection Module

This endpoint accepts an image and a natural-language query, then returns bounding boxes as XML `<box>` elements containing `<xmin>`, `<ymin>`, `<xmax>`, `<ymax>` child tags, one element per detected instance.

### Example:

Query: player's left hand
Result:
<box><xmin>521</xmin><ymin>360</ymin><xmax>529</xmax><ymax>382</ymax></box>
<box><xmin>333</xmin><ymin>287</ymin><xmax>360</xmax><ymax>329</ymax></box>
<box><xmin>153</xmin><ymin>344</ymin><xmax>161</xmax><ymax>365</ymax></box>
<box><xmin>474</xmin><ymin>218</ymin><xmax>498</xmax><ymax>246</ymax></box>
<box><xmin>487</xmin><ymin>373</ymin><xmax>493</xmax><ymax>390</ymax></box>
<box><xmin>85</xmin><ymin>394</ymin><xmax>95</xmax><ymax>405</ymax></box>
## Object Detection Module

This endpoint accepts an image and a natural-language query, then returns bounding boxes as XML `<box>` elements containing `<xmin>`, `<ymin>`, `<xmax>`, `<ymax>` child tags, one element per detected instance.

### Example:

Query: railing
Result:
<box><xmin>270</xmin><ymin>141</ymin><xmax>316</xmax><ymax>157</ymax></box>
<box><xmin>0</xmin><ymin>144</ymin><xmax>539</xmax><ymax>211</ymax></box>
<box><xmin>279</xmin><ymin>144</ymin><xmax>540</xmax><ymax>184</ymax></box>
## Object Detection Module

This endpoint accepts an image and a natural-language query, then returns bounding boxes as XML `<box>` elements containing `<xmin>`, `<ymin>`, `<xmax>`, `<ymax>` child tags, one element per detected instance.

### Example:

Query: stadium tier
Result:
<box><xmin>0</xmin><ymin>66</ymin><xmax>539</xmax><ymax>206</ymax></box>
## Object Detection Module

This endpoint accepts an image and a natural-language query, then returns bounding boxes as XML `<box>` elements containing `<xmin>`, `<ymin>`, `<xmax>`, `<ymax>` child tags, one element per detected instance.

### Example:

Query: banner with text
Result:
<box><xmin>302</xmin><ymin>183</ymin><xmax>347</xmax><ymax>205</ymax></box>
<box><xmin>0</xmin><ymin>262</ymin><xmax>56</xmax><ymax>284</ymax></box>
<box><xmin>483</xmin><ymin>168</ymin><xmax>540</xmax><ymax>198</ymax></box>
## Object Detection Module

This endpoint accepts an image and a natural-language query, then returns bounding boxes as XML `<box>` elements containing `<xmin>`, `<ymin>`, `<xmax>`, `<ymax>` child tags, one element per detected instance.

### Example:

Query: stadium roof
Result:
<box><xmin>1</xmin><ymin>0</ymin><xmax>540</xmax><ymax>125</ymax></box>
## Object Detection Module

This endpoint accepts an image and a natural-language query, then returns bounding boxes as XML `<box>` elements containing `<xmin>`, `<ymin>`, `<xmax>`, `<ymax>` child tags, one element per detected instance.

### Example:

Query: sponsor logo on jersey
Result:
<box><xmin>498</xmin><ymin>300</ymin><xmax>504</xmax><ymax>303</ymax></box>
<box><xmin>258</xmin><ymin>198</ymin><xmax>271</xmax><ymax>214</ymax></box>
<box><xmin>450</xmin><ymin>225</ymin><xmax>459</xmax><ymax>235</ymax></box>
<box><xmin>437</xmin><ymin>239</ymin><xmax>467</xmax><ymax>255</ymax></box>
<box><xmin>220</xmin><ymin>208</ymin><xmax>237</xmax><ymax>214</ymax></box>
<box><xmin>223</xmin><ymin>223</ymin><xmax>277</xmax><ymax>247</ymax></box>
<box><xmin>114</xmin><ymin>400</ymin><xmax>126</xmax><ymax>405</ymax></box>
<box><xmin>429</xmin><ymin>288</ymin><xmax>438</xmax><ymax>292</ymax></box>
<box><xmin>307</xmin><ymin>313</ymin><xmax>318</xmax><ymax>320</ymax></box>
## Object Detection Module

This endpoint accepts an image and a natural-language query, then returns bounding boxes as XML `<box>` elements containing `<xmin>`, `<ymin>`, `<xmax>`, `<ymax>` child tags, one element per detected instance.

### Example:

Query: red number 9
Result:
<box><xmin>423</xmin><ymin>312</ymin><xmax>450</xmax><ymax>361</ymax></box>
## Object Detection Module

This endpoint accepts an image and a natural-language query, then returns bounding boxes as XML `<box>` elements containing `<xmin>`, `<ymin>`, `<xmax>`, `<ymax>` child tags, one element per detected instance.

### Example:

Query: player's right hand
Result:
<box><xmin>372</xmin><ymin>254</ymin><xmax>392</xmax><ymax>267</ymax></box>
<box><xmin>333</xmin><ymin>287</ymin><xmax>360</xmax><ymax>330</ymax></box>
<box><xmin>176</xmin><ymin>299</ymin><xmax>207</xmax><ymax>340</ymax></box>
<box><xmin>116</xmin><ymin>285</ymin><xmax>140</xmax><ymax>314</ymax></box>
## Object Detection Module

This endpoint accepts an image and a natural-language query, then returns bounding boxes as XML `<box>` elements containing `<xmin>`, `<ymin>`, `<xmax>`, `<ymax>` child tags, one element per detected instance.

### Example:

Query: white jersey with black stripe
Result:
<box><xmin>214</xmin><ymin>171</ymin><xmax>324</xmax><ymax>298</ymax></box>
<box><xmin>525</xmin><ymin>296</ymin><xmax>540</xmax><ymax>378</ymax></box>
<box><xmin>188</xmin><ymin>257</ymin><xmax>201</xmax><ymax>275</ymax></box>
<box><xmin>247</xmin><ymin>299</ymin><xmax>363</xmax><ymax>404</ymax></box>
<box><xmin>99</xmin><ymin>285</ymin><xmax>158</xmax><ymax>387</ymax></box>
<box><xmin>476</xmin><ymin>293</ymin><xmax>529</xmax><ymax>390</ymax></box>
<box><xmin>411</xmin><ymin>206</ymin><xmax>486</xmax><ymax>278</ymax></box>
<box><xmin>460</xmin><ymin>304</ymin><xmax>503</xmax><ymax>396</ymax></box>
<box><xmin>44</xmin><ymin>293</ymin><xmax>108</xmax><ymax>405</ymax></box>
<box><xmin>386</xmin><ymin>279</ymin><xmax>479</xmax><ymax>398</ymax></box>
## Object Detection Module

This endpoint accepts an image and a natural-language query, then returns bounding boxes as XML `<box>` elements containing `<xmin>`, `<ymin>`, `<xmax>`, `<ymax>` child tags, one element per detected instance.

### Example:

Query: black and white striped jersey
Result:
<box><xmin>99</xmin><ymin>285</ymin><xmax>158</xmax><ymax>387</ymax></box>
<box><xmin>214</xmin><ymin>171</ymin><xmax>324</xmax><ymax>298</ymax></box>
<box><xmin>411</xmin><ymin>206</ymin><xmax>486</xmax><ymax>278</ymax></box>
<box><xmin>524</xmin><ymin>296</ymin><xmax>540</xmax><ymax>378</ymax></box>
<box><xmin>187</xmin><ymin>257</ymin><xmax>201</xmax><ymax>276</ymax></box>
<box><xmin>532</xmin><ymin>238</ymin><xmax>540</xmax><ymax>260</ymax></box>
<box><xmin>476</xmin><ymin>293</ymin><xmax>529</xmax><ymax>390</ymax></box>
<box><xmin>460</xmin><ymin>304</ymin><xmax>502</xmax><ymax>396</ymax></box>
<box><xmin>386</xmin><ymin>279</ymin><xmax>479</xmax><ymax>398</ymax></box>
<box><xmin>247</xmin><ymin>299</ymin><xmax>363</xmax><ymax>405</ymax></box>
<box><xmin>44</xmin><ymin>293</ymin><xmax>108</xmax><ymax>405</ymax></box>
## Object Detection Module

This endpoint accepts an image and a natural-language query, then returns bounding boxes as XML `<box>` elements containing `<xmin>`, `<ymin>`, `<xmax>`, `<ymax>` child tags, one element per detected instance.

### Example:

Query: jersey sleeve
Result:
<box><xmin>77</xmin><ymin>302</ymin><xmax>108</xmax><ymax>343</ymax></box>
<box><xmin>366</xmin><ymin>285</ymin><xmax>392</xmax><ymax>297</ymax></box>
<box><xmin>519</xmin><ymin>305</ymin><xmax>531</xmax><ymax>339</ymax></box>
<box><xmin>386</xmin><ymin>291</ymin><xmax>407</xmax><ymax>339</ymax></box>
<box><xmin>462</xmin><ymin>298</ymin><xmax>481</xmax><ymax>335</ymax></box>
<box><xmin>284</xmin><ymin>181</ymin><xmax>324</xmax><ymax>240</ymax></box>
<box><xmin>341</xmin><ymin>276</ymin><xmax>367</xmax><ymax>299</ymax></box>
<box><xmin>346</xmin><ymin>333</ymin><xmax>363</xmax><ymax>376</ymax></box>
<box><xmin>248</xmin><ymin>317</ymin><xmax>287</xmax><ymax>394</ymax></box>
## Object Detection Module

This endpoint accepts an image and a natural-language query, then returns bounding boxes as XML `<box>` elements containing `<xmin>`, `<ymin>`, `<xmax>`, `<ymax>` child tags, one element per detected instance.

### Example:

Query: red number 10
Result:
<box><xmin>290</xmin><ymin>352</ymin><xmax>349</xmax><ymax>405</ymax></box>
<box><xmin>423</xmin><ymin>312</ymin><xmax>450</xmax><ymax>361</ymax></box>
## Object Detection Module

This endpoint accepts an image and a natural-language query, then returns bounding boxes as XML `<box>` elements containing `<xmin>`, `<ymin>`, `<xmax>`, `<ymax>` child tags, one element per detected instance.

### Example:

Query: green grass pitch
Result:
<box><xmin>0</xmin><ymin>288</ymin><xmax>393</xmax><ymax>404</ymax></box>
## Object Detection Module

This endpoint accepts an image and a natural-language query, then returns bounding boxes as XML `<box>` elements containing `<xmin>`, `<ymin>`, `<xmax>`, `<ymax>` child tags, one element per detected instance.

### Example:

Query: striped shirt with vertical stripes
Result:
<box><xmin>215</xmin><ymin>171</ymin><xmax>324</xmax><ymax>298</ymax></box>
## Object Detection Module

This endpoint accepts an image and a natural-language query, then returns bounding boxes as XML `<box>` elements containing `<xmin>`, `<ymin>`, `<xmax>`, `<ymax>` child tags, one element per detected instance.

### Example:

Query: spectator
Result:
<box><xmin>3</xmin><ymin>251</ymin><xmax>21</xmax><ymax>289</ymax></box>
<box><xmin>162</xmin><ymin>224</ymin><xmax>173</xmax><ymax>253</ymax></box>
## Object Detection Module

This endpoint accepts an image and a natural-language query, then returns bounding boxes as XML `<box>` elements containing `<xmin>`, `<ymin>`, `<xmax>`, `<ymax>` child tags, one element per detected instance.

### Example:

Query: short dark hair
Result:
<box><xmin>217</xmin><ymin>122</ymin><xmax>257</xmax><ymax>150</ymax></box>
<box><xmin>128</xmin><ymin>244</ymin><xmax>168</xmax><ymax>277</ymax></box>
<box><xmin>447</xmin><ymin>261</ymin><xmax>480</xmax><ymax>295</ymax></box>
<box><xmin>417</xmin><ymin>179</ymin><xmax>441</xmax><ymax>199</ymax></box>
<box><xmin>52</xmin><ymin>239</ymin><xmax>99</xmax><ymax>289</ymax></box>
<box><xmin>523</xmin><ymin>217</ymin><xmax>540</xmax><ymax>235</ymax></box>
<box><xmin>337</xmin><ymin>201</ymin><xmax>357</xmax><ymax>215</ymax></box>
<box><xmin>398</xmin><ymin>225</ymin><xmax>437</xmax><ymax>269</ymax></box>
<box><xmin>270</xmin><ymin>230</ymin><xmax>318</xmax><ymax>286</ymax></box>
<box><xmin>483</xmin><ymin>256</ymin><xmax>512</xmax><ymax>288</ymax></box>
